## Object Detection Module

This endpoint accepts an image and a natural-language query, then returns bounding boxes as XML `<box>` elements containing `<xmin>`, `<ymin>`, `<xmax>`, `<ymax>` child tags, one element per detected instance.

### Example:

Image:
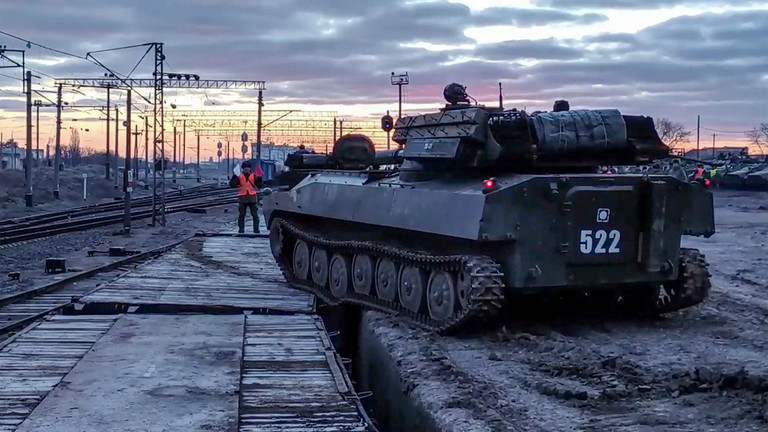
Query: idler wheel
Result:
<box><xmin>311</xmin><ymin>248</ymin><xmax>329</xmax><ymax>287</ymax></box>
<box><xmin>399</xmin><ymin>266</ymin><xmax>427</xmax><ymax>313</ymax></box>
<box><xmin>329</xmin><ymin>253</ymin><xmax>352</xmax><ymax>298</ymax></box>
<box><xmin>375</xmin><ymin>258</ymin><xmax>398</xmax><ymax>301</ymax></box>
<box><xmin>352</xmin><ymin>254</ymin><xmax>375</xmax><ymax>295</ymax></box>
<box><xmin>427</xmin><ymin>270</ymin><xmax>457</xmax><ymax>320</ymax></box>
<box><xmin>292</xmin><ymin>240</ymin><xmax>310</xmax><ymax>280</ymax></box>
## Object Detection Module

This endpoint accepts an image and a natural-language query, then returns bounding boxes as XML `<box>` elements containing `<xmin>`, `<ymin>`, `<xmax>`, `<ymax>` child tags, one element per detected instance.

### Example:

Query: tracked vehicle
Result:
<box><xmin>263</xmin><ymin>84</ymin><xmax>715</xmax><ymax>333</ymax></box>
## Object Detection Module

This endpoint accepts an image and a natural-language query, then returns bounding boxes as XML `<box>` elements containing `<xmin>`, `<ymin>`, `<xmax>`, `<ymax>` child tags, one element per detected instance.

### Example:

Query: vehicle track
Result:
<box><xmin>271</xmin><ymin>217</ymin><xmax>506</xmax><ymax>334</ymax></box>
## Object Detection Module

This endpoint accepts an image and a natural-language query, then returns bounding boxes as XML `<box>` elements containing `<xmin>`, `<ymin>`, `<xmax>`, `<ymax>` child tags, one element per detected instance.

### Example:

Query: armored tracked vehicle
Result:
<box><xmin>263</xmin><ymin>83</ymin><xmax>715</xmax><ymax>333</ymax></box>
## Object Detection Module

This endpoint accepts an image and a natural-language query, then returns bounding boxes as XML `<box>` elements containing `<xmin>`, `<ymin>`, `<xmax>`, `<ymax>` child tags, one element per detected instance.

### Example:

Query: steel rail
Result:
<box><xmin>0</xmin><ymin>184</ymin><xmax>227</xmax><ymax>229</ymax></box>
<box><xmin>0</xmin><ymin>197</ymin><xmax>235</xmax><ymax>246</ymax></box>
<box><xmin>0</xmin><ymin>237</ymin><xmax>189</xmax><ymax>336</ymax></box>
<box><xmin>0</xmin><ymin>188</ymin><xmax>232</xmax><ymax>236</ymax></box>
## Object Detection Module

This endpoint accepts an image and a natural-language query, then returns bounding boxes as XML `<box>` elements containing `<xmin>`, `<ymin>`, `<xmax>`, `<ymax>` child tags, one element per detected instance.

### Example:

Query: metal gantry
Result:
<box><xmin>55</xmin><ymin>65</ymin><xmax>266</xmax><ymax>226</ymax></box>
<box><xmin>178</xmin><ymin>117</ymin><xmax>385</xmax><ymax>148</ymax></box>
<box><xmin>153</xmin><ymin>43</ymin><xmax>165</xmax><ymax>226</ymax></box>
<box><xmin>54</xmin><ymin>78</ymin><xmax>266</xmax><ymax>90</ymax></box>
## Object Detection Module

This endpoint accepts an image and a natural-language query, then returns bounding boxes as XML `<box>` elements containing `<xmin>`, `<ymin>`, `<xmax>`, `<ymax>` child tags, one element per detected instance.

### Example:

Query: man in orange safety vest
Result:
<box><xmin>229</xmin><ymin>160</ymin><xmax>264</xmax><ymax>233</ymax></box>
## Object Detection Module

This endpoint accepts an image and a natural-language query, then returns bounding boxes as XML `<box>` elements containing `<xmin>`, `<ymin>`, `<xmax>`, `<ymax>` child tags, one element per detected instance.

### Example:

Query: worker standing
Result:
<box><xmin>229</xmin><ymin>161</ymin><xmax>264</xmax><ymax>233</ymax></box>
<box><xmin>694</xmin><ymin>164</ymin><xmax>704</xmax><ymax>180</ymax></box>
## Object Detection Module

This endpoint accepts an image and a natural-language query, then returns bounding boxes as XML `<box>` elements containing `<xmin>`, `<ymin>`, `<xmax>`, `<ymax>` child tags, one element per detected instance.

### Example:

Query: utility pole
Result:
<box><xmin>182</xmin><ymin>120</ymin><xmax>186</xmax><ymax>175</ymax></box>
<box><xmin>105</xmin><ymin>87</ymin><xmax>111</xmax><ymax>179</ymax></box>
<box><xmin>132</xmin><ymin>124</ymin><xmax>140</xmax><ymax>180</ymax></box>
<box><xmin>114</xmin><ymin>105</ymin><xmax>119</xmax><ymax>189</ymax></box>
<box><xmin>172</xmin><ymin>126</ymin><xmax>177</xmax><ymax>183</ymax></box>
<box><xmin>217</xmin><ymin>141</ymin><xmax>222</xmax><ymax>186</ymax></box>
<box><xmin>712</xmin><ymin>134</ymin><xmax>716</xmax><ymax>159</ymax></box>
<box><xmin>696</xmin><ymin>115</ymin><xmax>700</xmax><ymax>158</ymax></box>
<box><xmin>34</xmin><ymin>100</ymin><xmax>41</xmax><ymax>161</ymax></box>
<box><xmin>256</xmin><ymin>90</ymin><xmax>263</xmax><ymax>162</ymax></box>
<box><xmin>54</xmin><ymin>84</ymin><xmax>62</xmax><ymax>199</ymax></box>
<box><xmin>226</xmin><ymin>140</ymin><xmax>230</xmax><ymax>174</ymax></box>
<box><xmin>123</xmin><ymin>89</ymin><xmax>132</xmax><ymax>235</ymax></box>
<box><xmin>333</xmin><ymin>117</ymin><xmax>337</xmax><ymax>144</ymax></box>
<box><xmin>24</xmin><ymin>70</ymin><xmax>33</xmax><ymax>207</ymax></box>
<box><xmin>386</xmin><ymin>110</ymin><xmax>391</xmax><ymax>151</ymax></box>
<box><xmin>196</xmin><ymin>133</ymin><xmax>201</xmax><ymax>183</ymax></box>
<box><xmin>144</xmin><ymin>115</ymin><xmax>149</xmax><ymax>187</ymax></box>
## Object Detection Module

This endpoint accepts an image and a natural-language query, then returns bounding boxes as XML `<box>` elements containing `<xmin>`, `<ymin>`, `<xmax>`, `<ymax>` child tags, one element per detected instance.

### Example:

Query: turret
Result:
<box><xmin>393</xmin><ymin>83</ymin><xmax>670</xmax><ymax>173</ymax></box>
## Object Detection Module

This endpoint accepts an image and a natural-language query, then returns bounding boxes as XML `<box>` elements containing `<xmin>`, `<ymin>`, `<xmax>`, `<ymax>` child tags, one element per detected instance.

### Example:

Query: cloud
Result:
<box><xmin>475</xmin><ymin>38</ymin><xmax>583</xmax><ymax>61</ymax></box>
<box><xmin>535</xmin><ymin>0</ymin><xmax>760</xmax><ymax>9</ymax></box>
<box><xmin>468</xmin><ymin>7</ymin><xmax>608</xmax><ymax>27</ymax></box>
<box><xmin>0</xmin><ymin>0</ymin><xmax>767</xmax><ymax>151</ymax></box>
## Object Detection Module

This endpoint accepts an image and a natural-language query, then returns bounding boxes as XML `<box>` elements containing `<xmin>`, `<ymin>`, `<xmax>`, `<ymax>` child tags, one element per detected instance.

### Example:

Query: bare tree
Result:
<box><xmin>745</xmin><ymin>123</ymin><xmax>768</xmax><ymax>155</ymax></box>
<box><xmin>654</xmin><ymin>118</ymin><xmax>692</xmax><ymax>149</ymax></box>
<box><xmin>63</xmin><ymin>128</ymin><xmax>82</xmax><ymax>166</ymax></box>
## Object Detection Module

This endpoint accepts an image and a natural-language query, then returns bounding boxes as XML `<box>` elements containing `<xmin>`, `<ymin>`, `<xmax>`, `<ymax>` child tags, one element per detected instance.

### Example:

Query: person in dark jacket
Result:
<box><xmin>229</xmin><ymin>161</ymin><xmax>264</xmax><ymax>233</ymax></box>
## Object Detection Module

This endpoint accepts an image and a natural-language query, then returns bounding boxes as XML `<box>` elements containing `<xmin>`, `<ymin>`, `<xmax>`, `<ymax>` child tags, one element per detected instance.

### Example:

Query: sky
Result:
<box><xmin>1</xmin><ymin>0</ymin><xmax>767</xmax><ymax>156</ymax></box>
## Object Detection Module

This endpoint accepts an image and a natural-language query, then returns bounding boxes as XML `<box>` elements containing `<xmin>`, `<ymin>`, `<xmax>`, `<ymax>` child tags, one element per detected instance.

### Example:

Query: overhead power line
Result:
<box><xmin>701</xmin><ymin>126</ymin><xmax>754</xmax><ymax>134</ymax></box>
<box><xmin>0</xmin><ymin>29</ymin><xmax>86</xmax><ymax>59</ymax></box>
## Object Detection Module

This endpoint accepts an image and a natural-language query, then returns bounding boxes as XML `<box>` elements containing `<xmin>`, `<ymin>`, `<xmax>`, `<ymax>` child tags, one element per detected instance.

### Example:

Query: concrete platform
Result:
<box><xmin>80</xmin><ymin>236</ymin><xmax>314</xmax><ymax>314</ymax></box>
<box><xmin>16</xmin><ymin>314</ymin><xmax>243</xmax><ymax>432</ymax></box>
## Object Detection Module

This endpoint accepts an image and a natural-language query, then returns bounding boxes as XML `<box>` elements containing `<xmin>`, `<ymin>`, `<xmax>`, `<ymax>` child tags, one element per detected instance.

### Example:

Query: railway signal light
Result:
<box><xmin>381</xmin><ymin>114</ymin><xmax>394</xmax><ymax>132</ymax></box>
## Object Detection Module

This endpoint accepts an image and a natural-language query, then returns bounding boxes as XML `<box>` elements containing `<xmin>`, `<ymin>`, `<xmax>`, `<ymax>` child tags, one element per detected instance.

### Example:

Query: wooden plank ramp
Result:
<box><xmin>1</xmin><ymin>234</ymin><xmax>375</xmax><ymax>431</ymax></box>
<box><xmin>0</xmin><ymin>315</ymin><xmax>119</xmax><ymax>432</ymax></box>
<box><xmin>240</xmin><ymin>314</ymin><xmax>372</xmax><ymax>432</ymax></box>
<box><xmin>80</xmin><ymin>236</ymin><xmax>314</xmax><ymax>314</ymax></box>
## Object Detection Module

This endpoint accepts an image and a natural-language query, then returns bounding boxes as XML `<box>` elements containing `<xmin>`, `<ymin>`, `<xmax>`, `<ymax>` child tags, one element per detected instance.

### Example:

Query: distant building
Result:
<box><xmin>0</xmin><ymin>140</ymin><xmax>42</xmax><ymax>169</ymax></box>
<box><xmin>685</xmin><ymin>147</ymin><xmax>748</xmax><ymax>160</ymax></box>
<box><xmin>259</xmin><ymin>143</ymin><xmax>305</xmax><ymax>162</ymax></box>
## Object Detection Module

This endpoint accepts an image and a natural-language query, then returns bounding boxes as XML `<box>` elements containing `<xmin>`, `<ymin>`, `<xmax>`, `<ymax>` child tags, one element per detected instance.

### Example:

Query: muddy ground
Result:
<box><xmin>370</xmin><ymin>190</ymin><xmax>768</xmax><ymax>432</ymax></box>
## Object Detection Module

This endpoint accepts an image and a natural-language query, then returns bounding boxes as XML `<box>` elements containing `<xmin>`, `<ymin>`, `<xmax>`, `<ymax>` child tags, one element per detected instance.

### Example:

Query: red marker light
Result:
<box><xmin>484</xmin><ymin>179</ymin><xmax>495</xmax><ymax>189</ymax></box>
<box><xmin>704</xmin><ymin>179</ymin><xmax>711</xmax><ymax>186</ymax></box>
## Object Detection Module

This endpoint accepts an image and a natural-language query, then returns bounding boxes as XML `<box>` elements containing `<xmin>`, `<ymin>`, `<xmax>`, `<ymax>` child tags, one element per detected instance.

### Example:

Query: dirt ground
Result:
<box><xmin>0</xmin><ymin>164</ymin><xmax>215</xmax><ymax>219</ymax></box>
<box><xmin>369</xmin><ymin>190</ymin><xmax>768</xmax><ymax>432</ymax></box>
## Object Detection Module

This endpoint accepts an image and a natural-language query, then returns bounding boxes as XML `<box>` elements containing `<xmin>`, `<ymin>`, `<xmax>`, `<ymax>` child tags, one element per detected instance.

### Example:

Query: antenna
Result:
<box><xmin>498</xmin><ymin>82</ymin><xmax>503</xmax><ymax>110</ymax></box>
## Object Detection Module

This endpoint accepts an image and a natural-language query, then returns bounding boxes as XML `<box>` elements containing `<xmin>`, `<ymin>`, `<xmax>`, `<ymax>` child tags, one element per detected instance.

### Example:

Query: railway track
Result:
<box><xmin>0</xmin><ymin>239</ymin><xmax>187</xmax><ymax>337</ymax></box>
<box><xmin>0</xmin><ymin>186</ymin><xmax>235</xmax><ymax>246</ymax></box>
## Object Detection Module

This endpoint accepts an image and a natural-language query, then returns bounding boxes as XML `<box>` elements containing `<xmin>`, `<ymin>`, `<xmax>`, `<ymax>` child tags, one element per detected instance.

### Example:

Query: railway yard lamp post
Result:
<box><xmin>391</xmin><ymin>71</ymin><xmax>409</xmax><ymax>119</ymax></box>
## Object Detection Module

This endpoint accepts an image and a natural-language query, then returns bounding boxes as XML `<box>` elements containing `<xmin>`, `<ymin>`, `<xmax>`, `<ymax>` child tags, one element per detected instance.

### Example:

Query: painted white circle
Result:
<box><xmin>598</xmin><ymin>210</ymin><xmax>609</xmax><ymax>221</ymax></box>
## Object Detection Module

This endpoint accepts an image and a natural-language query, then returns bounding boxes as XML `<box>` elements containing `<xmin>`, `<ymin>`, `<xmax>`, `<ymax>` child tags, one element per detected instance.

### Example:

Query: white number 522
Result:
<box><xmin>579</xmin><ymin>229</ymin><xmax>621</xmax><ymax>254</ymax></box>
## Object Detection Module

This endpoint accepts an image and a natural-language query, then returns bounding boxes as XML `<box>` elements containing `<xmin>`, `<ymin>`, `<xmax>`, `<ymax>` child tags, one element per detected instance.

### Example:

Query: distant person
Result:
<box><xmin>295</xmin><ymin>144</ymin><xmax>312</xmax><ymax>155</ymax></box>
<box><xmin>694</xmin><ymin>164</ymin><xmax>704</xmax><ymax>179</ymax></box>
<box><xmin>229</xmin><ymin>160</ymin><xmax>264</xmax><ymax>233</ymax></box>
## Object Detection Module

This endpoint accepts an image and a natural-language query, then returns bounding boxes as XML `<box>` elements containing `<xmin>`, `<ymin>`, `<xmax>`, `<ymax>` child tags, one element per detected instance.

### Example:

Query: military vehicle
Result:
<box><xmin>745</xmin><ymin>164</ymin><xmax>768</xmax><ymax>190</ymax></box>
<box><xmin>262</xmin><ymin>83</ymin><xmax>715</xmax><ymax>333</ymax></box>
